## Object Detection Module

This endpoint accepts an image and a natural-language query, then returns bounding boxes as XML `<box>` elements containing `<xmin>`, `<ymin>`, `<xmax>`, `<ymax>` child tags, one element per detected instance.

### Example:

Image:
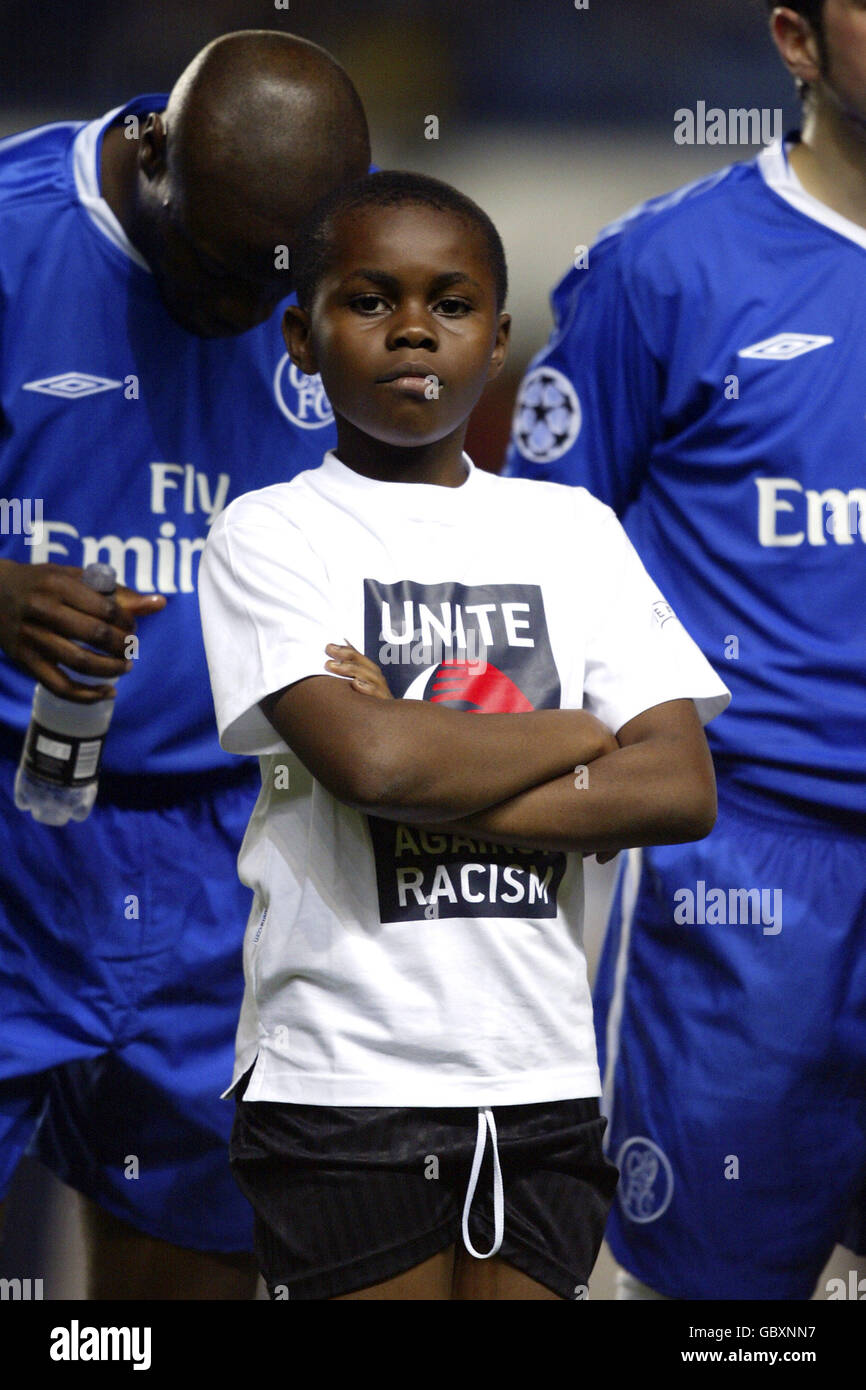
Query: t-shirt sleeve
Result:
<box><xmin>504</xmin><ymin>232</ymin><xmax>662</xmax><ymax>516</ymax></box>
<box><xmin>198</xmin><ymin>494</ymin><xmax>340</xmax><ymax>756</ymax></box>
<box><xmin>580</xmin><ymin>496</ymin><xmax>730</xmax><ymax>734</ymax></box>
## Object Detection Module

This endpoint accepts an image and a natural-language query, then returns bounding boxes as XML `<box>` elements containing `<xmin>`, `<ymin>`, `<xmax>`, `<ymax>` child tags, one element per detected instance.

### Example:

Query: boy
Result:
<box><xmin>198</xmin><ymin>171</ymin><xmax>730</xmax><ymax>1300</ymax></box>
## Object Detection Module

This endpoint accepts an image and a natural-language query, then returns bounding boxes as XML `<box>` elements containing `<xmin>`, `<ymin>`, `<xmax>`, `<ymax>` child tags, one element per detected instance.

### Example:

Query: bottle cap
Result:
<box><xmin>82</xmin><ymin>563</ymin><xmax>117</xmax><ymax>594</ymax></box>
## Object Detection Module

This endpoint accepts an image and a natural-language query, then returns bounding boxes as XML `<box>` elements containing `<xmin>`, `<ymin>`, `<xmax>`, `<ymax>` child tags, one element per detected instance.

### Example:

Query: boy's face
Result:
<box><xmin>284</xmin><ymin>203</ymin><xmax>509</xmax><ymax>449</ymax></box>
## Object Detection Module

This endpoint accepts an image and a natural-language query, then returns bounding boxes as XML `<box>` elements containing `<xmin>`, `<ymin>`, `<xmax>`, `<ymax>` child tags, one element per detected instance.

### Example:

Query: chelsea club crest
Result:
<box><xmin>274</xmin><ymin>355</ymin><xmax>334</xmax><ymax>429</ymax></box>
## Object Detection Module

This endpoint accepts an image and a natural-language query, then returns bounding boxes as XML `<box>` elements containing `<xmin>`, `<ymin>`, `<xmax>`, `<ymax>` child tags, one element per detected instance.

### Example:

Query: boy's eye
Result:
<box><xmin>436</xmin><ymin>297</ymin><xmax>471</xmax><ymax>316</ymax></box>
<box><xmin>350</xmin><ymin>294</ymin><xmax>390</xmax><ymax>314</ymax></box>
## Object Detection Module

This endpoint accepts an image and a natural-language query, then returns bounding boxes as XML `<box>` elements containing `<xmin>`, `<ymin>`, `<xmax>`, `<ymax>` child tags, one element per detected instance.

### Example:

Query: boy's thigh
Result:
<box><xmin>451</xmin><ymin>1251</ymin><xmax>562</xmax><ymax>1300</ymax></box>
<box><xmin>332</xmin><ymin>1247</ymin><xmax>457</xmax><ymax>1300</ymax></box>
<box><xmin>332</xmin><ymin>1247</ymin><xmax>567</xmax><ymax>1299</ymax></box>
<box><xmin>595</xmin><ymin>807</ymin><xmax>866</xmax><ymax>1300</ymax></box>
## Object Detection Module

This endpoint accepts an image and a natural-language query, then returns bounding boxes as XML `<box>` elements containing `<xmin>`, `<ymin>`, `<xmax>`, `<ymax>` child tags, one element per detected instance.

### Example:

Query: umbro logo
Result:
<box><xmin>738</xmin><ymin>333</ymin><xmax>834</xmax><ymax>361</ymax></box>
<box><xmin>22</xmin><ymin>372</ymin><xmax>123</xmax><ymax>400</ymax></box>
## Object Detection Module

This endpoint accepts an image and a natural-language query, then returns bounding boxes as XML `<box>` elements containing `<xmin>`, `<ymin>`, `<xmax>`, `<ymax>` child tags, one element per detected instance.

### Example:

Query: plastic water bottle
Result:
<box><xmin>14</xmin><ymin>563</ymin><xmax>119</xmax><ymax>825</ymax></box>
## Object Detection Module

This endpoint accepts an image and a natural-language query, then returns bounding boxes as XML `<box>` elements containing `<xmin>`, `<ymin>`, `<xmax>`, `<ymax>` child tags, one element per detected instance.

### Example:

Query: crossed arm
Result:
<box><xmin>259</xmin><ymin>651</ymin><xmax>717</xmax><ymax>857</ymax></box>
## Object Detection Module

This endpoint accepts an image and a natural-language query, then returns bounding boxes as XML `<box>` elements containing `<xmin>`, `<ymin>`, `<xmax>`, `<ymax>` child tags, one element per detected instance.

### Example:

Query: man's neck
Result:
<box><xmin>789</xmin><ymin>105</ymin><xmax>866</xmax><ymax>230</ymax></box>
<box><xmin>100</xmin><ymin>121</ymin><xmax>140</xmax><ymax>239</ymax></box>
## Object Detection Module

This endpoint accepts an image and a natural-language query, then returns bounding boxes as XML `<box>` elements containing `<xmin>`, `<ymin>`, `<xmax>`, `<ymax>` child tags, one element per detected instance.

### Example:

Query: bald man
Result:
<box><xmin>0</xmin><ymin>31</ymin><xmax>370</xmax><ymax>1298</ymax></box>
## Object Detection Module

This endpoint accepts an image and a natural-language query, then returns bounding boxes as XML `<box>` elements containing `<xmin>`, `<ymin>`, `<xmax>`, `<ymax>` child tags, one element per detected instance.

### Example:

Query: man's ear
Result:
<box><xmin>770</xmin><ymin>7</ymin><xmax>822</xmax><ymax>91</ymax></box>
<box><xmin>283</xmin><ymin>305</ymin><xmax>317</xmax><ymax>375</ymax></box>
<box><xmin>138</xmin><ymin>113</ymin><xmax>167</xmax><ymax>182</ymax></box>
<box><xmin>487</xmin><ymin>313</ymin><xmax>511</xmax><ymax>382</ymax></box>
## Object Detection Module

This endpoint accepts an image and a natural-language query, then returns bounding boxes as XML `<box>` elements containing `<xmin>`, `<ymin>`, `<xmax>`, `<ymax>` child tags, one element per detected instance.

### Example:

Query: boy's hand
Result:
<box><xmin>325</xmin><ymin>642</ymin><xmax>393</xmax><ymax>699</ymax></box>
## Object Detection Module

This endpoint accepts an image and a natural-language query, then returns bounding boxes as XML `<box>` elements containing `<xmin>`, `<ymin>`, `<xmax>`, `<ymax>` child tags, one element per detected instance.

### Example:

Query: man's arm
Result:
<box><xmin>505</xmin><ymin>232</ymin><xmax>660</xmax><ymax>510</ymax></box>
<box><xmin>420</xmin><ymin>699</ymin><xmax>716</xmax><ymax>854</ymax></box>
<box><xmin>260</xmin><ymin>674</ymin><xmax>617</xmax><ymax>823</ymax></box>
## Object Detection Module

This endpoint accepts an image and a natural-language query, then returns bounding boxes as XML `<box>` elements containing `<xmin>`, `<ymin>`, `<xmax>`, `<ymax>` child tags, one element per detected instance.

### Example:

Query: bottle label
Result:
<box><xmin>23</xmin><ymin>721</ymin><xmax>105</xmax><ymax>787</ymax></box>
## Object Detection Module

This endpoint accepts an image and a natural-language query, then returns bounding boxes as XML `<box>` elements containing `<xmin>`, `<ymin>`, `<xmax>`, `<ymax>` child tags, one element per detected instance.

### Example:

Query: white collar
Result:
<box><xmin>319</xmin><ymin>450</ymin><xmax>480</xmax><ymax>519</ymax></box>
<box><xmin>72</xmin><ymin>106</ymin><xmax>151</xmax><ymax>271</ymax></box>
<box><xmin>757</xmin><ymin>136</ymin><xmax>866</xmax><ymax>252</ymax></box>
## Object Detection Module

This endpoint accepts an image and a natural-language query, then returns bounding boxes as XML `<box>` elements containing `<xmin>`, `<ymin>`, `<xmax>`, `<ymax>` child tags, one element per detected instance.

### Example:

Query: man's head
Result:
<box><xmin>130</xmin><ymin>31</ymin><xmax>371</xmax><ymax>337</ymax></box>
<box><xmin>283</xmin><ymin>171</ymin><xmax>510</xmax><ymax>452</ymax></box>
<box><xmin>767</xmin><ymin>2</ymin><xmax>866</xmax><ymax>129</ymax></box>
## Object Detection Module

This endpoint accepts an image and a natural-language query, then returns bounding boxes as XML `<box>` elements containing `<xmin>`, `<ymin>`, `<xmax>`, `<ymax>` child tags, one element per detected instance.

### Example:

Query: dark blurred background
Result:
<box><xmin>3</xmin><ymin>0</ymin><xmax>829</xmax><ymax>1301</ymax></box>
<box><xmin>0</xmin><ymin>0</ymin><xmax>791</xmax><ymax>128</ymax></box>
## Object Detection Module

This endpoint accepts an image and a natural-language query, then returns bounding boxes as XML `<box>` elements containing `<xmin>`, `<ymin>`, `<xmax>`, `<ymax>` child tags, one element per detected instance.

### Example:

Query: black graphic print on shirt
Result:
<box><xmin>363</xmin><ymin>579</ymin><xmax>567</xmax><ymax>923</ymax></box>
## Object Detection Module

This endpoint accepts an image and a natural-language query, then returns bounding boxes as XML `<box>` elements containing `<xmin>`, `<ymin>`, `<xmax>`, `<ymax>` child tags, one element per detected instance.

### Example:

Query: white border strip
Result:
<box><xmin>758</xmin><ymin>137</ymin><xmax>866</xmax><ymax>253</ymax></box>
<box><xmin>72</xmin><ymin>108</ymin><xmax>150</xmax><ymax>271</ymax></box>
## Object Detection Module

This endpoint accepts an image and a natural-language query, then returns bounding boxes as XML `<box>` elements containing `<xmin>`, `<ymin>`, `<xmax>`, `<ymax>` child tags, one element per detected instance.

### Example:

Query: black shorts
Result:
<box><xmin>230</xmin><ymin>1077</ymin><xmax>619</xmax><ymax>1300</ymax></box>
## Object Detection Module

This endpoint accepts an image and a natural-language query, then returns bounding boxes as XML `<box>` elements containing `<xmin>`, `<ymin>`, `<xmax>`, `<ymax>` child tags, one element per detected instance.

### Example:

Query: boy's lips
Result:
<box><xmin>376</xmin><ymin>362</ymin><xmax>441</xmax><ymax>390</ymax></box>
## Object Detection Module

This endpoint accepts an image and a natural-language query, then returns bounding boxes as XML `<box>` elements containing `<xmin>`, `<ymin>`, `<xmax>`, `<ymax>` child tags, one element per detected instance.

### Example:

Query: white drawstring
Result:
<box><xmin>461</xmin><ymin>1107</ymin><xmax>504</xmax><ymax>1258</ymax></box>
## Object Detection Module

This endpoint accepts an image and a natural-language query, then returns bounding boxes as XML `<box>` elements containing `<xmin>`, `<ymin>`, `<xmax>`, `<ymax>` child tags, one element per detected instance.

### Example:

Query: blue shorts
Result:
<box><xmin>594</xmin><ymin>788</ymin><xmax>866</xmax><ymax>1300</ymax></box>
<box><xmin>0</xmin><ymin>748</ymin><xmax>258</xmax><ymax>1253</ymax></box>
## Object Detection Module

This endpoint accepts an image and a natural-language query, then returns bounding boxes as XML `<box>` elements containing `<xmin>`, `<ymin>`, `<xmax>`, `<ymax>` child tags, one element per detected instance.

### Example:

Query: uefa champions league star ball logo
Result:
<box><xmin>274</xmin><ymin>355</ymin><xmax>335</xmax><ymax>429</ymax></box>
<box><xmin>616</xmin><ymin>1137</ymin><xmax>674</xmax><ymax>1224</ymax></box>
<box><xmin>512</xmin><ymin>365</ymin><xmax>581</xmax><ymax>465</ymax></box>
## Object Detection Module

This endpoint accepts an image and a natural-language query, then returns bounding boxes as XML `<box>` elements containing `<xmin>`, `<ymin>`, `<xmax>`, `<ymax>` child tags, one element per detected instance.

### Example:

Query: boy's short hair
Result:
<box><xmin>292</xmin><ymin>170</ymin><xmax>508</xmax><ymax>313</ymax></box>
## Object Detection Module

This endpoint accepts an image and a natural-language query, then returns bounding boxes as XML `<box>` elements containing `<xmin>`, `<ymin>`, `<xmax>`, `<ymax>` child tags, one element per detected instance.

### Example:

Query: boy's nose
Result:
<box><xmin>387</xmin><ymin>317</ymin><xmax>437</xmax><ymax>351</ymax></box>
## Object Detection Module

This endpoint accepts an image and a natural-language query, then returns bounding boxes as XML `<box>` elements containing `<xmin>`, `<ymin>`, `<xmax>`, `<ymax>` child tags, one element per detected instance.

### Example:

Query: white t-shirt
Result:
<box><xmin>199</xmin><ymin>450</ymin><xmax>730</xmax><ymax>1107</ymax></box>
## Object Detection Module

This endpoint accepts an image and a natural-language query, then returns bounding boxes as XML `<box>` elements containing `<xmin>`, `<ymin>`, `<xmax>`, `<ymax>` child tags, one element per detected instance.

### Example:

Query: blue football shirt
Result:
<box><xmin>0</xmin><ymin>96</ymin><xmax>338</xmax><ymax>774</ymax></box>
<box><xmin>506</xmin><ymin>137</ymin><xmax>866</xmax><ymax>818</ymax></box>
